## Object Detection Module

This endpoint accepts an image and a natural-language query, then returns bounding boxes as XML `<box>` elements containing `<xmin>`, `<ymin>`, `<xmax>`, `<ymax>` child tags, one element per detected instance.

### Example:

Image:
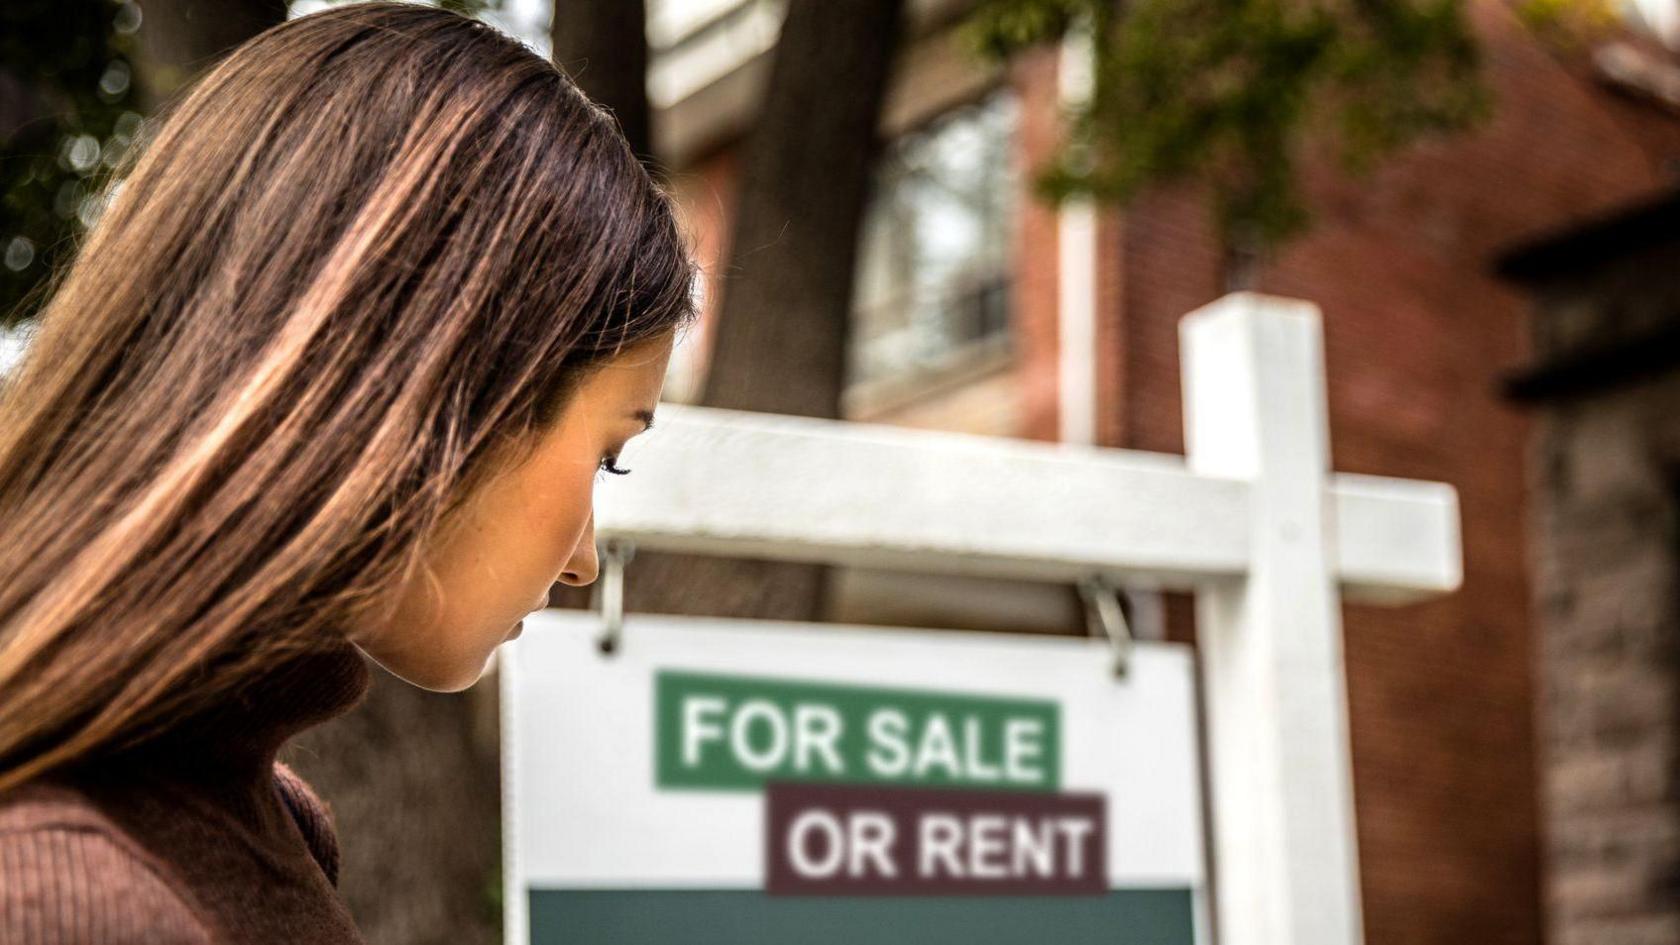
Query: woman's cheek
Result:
<box><xmin>524</xmin><ymin>460</ymin><xmax>599</xmax><ymax>563</ymax></box>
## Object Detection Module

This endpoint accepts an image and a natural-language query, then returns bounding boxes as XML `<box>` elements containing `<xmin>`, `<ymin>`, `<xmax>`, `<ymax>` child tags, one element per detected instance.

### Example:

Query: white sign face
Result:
<box><xmin>501</xmin><ymin>611</ymin><xmax>1208</xmax><ymax>945</ymax></box>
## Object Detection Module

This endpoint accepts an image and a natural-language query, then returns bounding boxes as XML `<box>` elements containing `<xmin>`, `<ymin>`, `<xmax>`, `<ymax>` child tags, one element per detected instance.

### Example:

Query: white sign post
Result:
<box><xmin>507</xmin><ymin>293</ymin><xmax>1461</xmax><ymax>945</ymax></box>
<box><xmin>1183</xmin><ymin>299</ymin><xmax>1367</xmax><ymax>945</ymax></box>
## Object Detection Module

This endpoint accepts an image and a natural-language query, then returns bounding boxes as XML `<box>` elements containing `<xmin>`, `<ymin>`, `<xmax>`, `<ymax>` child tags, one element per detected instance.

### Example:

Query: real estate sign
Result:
<box><xmin>500</xmin><ymin>611</ymin><xmax>1208</xmax><ymax>945</ymax></box>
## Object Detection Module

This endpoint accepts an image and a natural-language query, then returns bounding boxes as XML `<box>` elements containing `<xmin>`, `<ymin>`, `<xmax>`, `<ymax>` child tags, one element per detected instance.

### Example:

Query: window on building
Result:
<box><xmin>848</xmin><ymin>89</ymin><xmax>1020</xmax><ymax>394</ymax></box>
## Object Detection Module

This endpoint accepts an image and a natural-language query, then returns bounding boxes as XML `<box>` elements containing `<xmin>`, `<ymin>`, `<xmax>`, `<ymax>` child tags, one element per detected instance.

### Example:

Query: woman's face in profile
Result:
<box><xmin>354</xmin><ymin>332</ymin><xmax>674</xmax><ymax>692</ymax></box>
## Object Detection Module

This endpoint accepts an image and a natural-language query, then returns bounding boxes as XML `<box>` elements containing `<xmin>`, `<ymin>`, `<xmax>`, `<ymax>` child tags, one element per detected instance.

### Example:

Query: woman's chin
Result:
<box><xmin>357</xmin><ymin>644</ymin><xmax>489</xmax><ymax>693</ymax></box>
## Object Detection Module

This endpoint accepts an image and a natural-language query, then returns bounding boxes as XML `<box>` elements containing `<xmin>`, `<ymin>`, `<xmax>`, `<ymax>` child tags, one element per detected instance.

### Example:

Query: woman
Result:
<box><xmin>0</xmin><ymin>3</ymin><xmax>696</xmax><ymax>942</ymax></box>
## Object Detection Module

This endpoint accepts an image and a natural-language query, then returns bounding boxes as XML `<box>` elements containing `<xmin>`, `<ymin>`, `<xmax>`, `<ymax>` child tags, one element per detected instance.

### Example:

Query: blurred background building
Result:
<box><xmin>5</xmin><ymin>1</ymin><xmax>1680</xmax><ymax>944</ymax></box>
<box><xmin>649</xmin><ymin>5</ymin><xmax>1680</xmax><ymax>942</ymax></box>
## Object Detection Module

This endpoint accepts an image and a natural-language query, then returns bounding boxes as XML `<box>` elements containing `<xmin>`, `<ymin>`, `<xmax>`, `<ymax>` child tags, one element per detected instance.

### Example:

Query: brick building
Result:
<box><xmin>646</xmin><ymin>1</ymin><xmax>1680</xmax><ymax>941</ymax></box>
<box><xmin>1498</xmin><ymin>193</ymin><xmax>1680</xmax><ymax>945</ymax></box>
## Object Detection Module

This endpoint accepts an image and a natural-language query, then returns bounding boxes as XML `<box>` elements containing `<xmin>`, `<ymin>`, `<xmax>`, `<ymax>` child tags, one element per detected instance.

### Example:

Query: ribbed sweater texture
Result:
<box><xmin>0</xmin><ymin>636</ymin><xmax>374</xmax><ymax>944</ymax></box>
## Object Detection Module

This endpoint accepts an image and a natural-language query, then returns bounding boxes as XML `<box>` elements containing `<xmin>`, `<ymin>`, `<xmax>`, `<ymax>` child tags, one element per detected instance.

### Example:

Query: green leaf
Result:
<box><xmin>964</xmin><ymin>0</ymin><xmax>1491</xmax><ymax>248</ymax></box>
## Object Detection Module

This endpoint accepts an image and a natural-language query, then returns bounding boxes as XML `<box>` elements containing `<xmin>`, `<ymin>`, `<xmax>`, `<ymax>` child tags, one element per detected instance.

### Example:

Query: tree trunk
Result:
<box><xmin>132</xmin><ymin>0</ymin><xmax>288</xmax><ymax>111</ymax></box>
<box><xmin>701</xmin><ymin>0</ymin><xmax>904</xmax><ymax>420</ymax></box>
<box><xmin>550</xmin><ymin>0</ymin><xmax>652</xmax><ymax>164</ymax></box>
<box><xmin>595</xmin><ymin>0</ymin><xmax>908</xmax><ymax>624</ymax></box>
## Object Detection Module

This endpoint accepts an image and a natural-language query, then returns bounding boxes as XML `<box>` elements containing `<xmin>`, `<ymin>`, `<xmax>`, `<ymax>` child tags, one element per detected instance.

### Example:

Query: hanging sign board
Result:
<box><xmin>500</xmin><ymin>611</ymin><xmax>1208</xmax><ymax>945</ymax></box>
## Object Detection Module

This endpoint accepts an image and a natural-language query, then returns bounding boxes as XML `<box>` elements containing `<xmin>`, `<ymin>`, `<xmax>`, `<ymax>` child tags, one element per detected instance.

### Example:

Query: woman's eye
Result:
<box><xmin>597</xmin><ymin>455</ymin><xmax>632</xmax><ymax>478</ymax></box>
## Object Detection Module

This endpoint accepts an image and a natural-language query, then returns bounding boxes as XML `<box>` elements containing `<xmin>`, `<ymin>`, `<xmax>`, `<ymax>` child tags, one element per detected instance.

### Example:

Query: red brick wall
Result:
<box><xmin>1010</xmin><ymin>46</ymin><xmax>1062</xmax><ymax>444</ymax></box>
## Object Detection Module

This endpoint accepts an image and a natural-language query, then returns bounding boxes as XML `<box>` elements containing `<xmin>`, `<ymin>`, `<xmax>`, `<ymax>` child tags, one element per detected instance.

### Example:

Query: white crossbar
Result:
<box><xmin>595</xmin><ymin>403</ymin><xmax>1460</xmax><ymax>601</ymax></box>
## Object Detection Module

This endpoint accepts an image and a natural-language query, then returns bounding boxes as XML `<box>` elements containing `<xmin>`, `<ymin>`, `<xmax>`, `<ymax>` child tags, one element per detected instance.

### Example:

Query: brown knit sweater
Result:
<box><xmin>0</xmin><ymin>636</ymin><xmax>373</xmax><ymax>944</ymax></box>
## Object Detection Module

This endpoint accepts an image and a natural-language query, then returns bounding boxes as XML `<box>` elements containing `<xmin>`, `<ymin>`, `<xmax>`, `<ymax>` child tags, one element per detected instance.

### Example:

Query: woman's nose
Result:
<box><xmin>558</xmin><ymin>514</ymin><xmax>599</xmax><ymax>587</ymax></box>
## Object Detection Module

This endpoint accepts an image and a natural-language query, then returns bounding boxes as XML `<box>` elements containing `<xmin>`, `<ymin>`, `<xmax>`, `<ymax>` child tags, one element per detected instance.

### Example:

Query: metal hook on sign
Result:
<box><xmin>1078</xmin><ymin>574</ymin><xmax>1133</xmax><ymax>678</ymax></box>
<box><xmin>595</xmin><ymin>538</ymin><xmax>635</xmax><ymax>656</ymax></box>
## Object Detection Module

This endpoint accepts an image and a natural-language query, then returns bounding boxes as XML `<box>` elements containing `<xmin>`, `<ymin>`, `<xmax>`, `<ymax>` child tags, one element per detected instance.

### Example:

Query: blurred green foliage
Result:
<box><xmin>438</xmin><ymin>0</ymin><xmax>501</xmax><ymax>14</ymax></box>
<box><xmin>964</xmin><ymin>0</ymin><xmax>1493</xmax><ymax>248</ymax></box>
<box><xmin>0</xmin><ymin>0</ymin><xmax>139</xmax><ymax>324</ymax></box>
<box><xmin>0</xmin><ymin>0</ymin><xmax>502</xmax><ymax>325</ymax></box>
<box><xmin>1515</xmin><ymin>0</ymin><xmax>1621</xmax><ymax>48</ymax></box>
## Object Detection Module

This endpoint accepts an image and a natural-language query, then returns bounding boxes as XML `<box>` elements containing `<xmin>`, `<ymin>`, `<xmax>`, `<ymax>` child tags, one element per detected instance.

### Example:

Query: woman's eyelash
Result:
<box><xmin>598</xmin><ymin>455</ymin><xmax>632</xmax><ymax>477</ymax></box>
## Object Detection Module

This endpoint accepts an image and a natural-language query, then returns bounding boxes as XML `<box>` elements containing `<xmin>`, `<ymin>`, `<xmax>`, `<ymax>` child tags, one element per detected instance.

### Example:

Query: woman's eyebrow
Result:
<box><xmin>631</xmin><ymin>408</ymin><xmax>656</xmax><ymax>432</ymax></box>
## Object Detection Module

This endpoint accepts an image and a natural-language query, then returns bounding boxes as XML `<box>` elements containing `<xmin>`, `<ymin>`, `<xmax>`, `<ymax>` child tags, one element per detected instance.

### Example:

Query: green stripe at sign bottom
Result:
<box><xmin>527</xmin><ymin>888</ymin><xmax>1194</xmax><ymax>945</ymax></box>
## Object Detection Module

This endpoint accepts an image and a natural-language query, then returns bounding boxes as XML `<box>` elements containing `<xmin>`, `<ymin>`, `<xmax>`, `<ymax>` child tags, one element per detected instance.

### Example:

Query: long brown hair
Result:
<box><xmin>0</xmin><ymin>2</ymin><xmax>697</xmax><ymax>792</ymax></box>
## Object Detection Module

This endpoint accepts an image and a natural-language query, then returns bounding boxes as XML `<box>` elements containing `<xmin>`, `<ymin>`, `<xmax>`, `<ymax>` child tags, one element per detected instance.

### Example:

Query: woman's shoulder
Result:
<box><xmin>0</xmin><ymin>781</ymin><xmax>213</xmax><ymax>944</ymax></box>
<box><xmin>271</xmin><ymin>759</ymin><xmax>342</xmax><ymax>887</ymax></box>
